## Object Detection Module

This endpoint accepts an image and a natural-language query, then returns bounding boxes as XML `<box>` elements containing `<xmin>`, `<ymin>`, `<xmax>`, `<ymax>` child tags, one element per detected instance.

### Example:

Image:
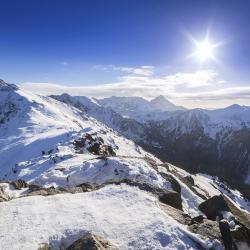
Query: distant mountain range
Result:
<box><xmin>98</xmin><ymin>95</ymin><xmax>186</xmax><ymax>122</ymax></box>
<box><xmin>51</xmin><ymin>93</ymin><xmax>250</xmax><ymax>199</ymax></box>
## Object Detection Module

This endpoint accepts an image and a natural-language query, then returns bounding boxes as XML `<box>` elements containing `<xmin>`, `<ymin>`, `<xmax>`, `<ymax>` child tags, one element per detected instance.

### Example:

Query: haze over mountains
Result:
<box><xmin>0</xmin><ymin>79</ymin><xmax>250</xmax><ymax>249</ymax></box>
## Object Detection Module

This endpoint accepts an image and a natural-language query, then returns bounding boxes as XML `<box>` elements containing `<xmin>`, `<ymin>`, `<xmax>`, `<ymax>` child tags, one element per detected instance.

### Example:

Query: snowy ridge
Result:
<box><xmin>0</xmin><ymin>82</ymin><xmax>249</xmax><ymax>249</ymax></box>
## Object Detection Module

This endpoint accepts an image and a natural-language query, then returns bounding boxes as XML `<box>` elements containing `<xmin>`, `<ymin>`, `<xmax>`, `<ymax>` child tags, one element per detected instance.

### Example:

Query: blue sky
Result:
<box><xmin>1</xmin><ymin>0</ymin><xmax>250</xmax><ymax>108</ymax></box>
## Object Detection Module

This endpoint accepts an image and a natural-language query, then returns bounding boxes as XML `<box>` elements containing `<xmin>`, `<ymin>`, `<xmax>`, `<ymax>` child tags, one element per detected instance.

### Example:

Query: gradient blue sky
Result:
<box><xmin>1</xmin><ymin>0</ymin><xmax>250</xmax><ymax>107</ymax></box>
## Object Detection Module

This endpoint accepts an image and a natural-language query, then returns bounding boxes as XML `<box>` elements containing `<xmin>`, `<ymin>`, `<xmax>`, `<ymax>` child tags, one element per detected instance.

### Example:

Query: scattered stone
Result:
<box><xmin>66</xmin><ymin>233</ymin><xmax>118</xmax><ymax>250</ymax></box>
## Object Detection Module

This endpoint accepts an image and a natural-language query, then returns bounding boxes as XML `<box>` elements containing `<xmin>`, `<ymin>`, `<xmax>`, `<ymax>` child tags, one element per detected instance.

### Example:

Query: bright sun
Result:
<box><xmin>186</xmin><ymin>33</ymin><xmax>221</xmax><ymax>64</ymax></box>
<box><xmin>195</xmin><ymin>40</ymin><xmax>214</xmax><ymax>61</ymax></box>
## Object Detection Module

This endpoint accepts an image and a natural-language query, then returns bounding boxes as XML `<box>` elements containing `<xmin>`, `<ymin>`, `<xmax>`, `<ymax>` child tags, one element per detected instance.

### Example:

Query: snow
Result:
<box><xmin>0</xmin><ymin>184</ymin><xmax>219</xmax><ymax>250</ymax></box>
<box><xmin>194</xmin><ymin>174</ymin><xmax>250</xmax><ymax>213</ymax></box>
<box><xmin>0</xmin><ymin>84</ymin><xmax>248</xmax><ymax>249</ymax></box>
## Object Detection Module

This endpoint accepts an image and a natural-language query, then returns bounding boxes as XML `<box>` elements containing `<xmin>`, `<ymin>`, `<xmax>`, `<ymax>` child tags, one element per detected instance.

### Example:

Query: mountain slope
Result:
<box><xmin>50</xmin><ymin>93</ymin><xmax>250</xmax><ymax>198</ymax></box>
<box><xmin>0</xmin><ymin>81</ymin><xmax>249</xmax><ymax>249</ymax></box>
<box><xmin>140</xmin><ymin>106</ymin><xmax>250</xmax><ymax>194</ymax></box>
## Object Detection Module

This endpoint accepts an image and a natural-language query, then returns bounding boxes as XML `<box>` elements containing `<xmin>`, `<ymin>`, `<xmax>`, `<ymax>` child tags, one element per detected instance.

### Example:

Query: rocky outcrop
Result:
<box><xmin>11</xmin><ymin>179</ymin><xmax>28</xmax><ymax>190</ymax></box>
<box><xmin>199</xmin><ymin>194</ymin><xmax>250</xmax><ymax>248</ymax></box>
<box><xmin>159</xmin><ymin>192</ymin><xmax>182</xmax><ymax>210</ymax></box>
<box><xmin>189</xmin><ymin>219</ymin><xmax>221</xmax><ymax>241</ymax></box>
<box><xmin>198</xmin><ymin>195</ymin><xmax>229</xmax><ymax>220</ymax></box>
<box><xmin>66</xmin><ymin>233</ymin><xmax>118</xmax><ymax>250</ymax></box>
<box><xmin>74</xmin><ymin>133</ymin><xmax>116</xmax><ymax>156</ymax></box>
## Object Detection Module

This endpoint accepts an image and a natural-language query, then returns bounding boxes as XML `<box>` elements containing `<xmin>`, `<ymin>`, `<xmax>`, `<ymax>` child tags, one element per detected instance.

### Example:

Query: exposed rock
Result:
<box><xmin>199</xmin><ymin>194</ymin><xmax>250</xmax><ymax>247</ymax></box>
<box><xmin>76</xmin><ymin>183</ymin><xmax>97</xmax><ymax>192</ymax></box>
<box><xmin>231</xmin><ymin>225</ymin><xmax>250</xmax><ymax>247</ymax></box>
<box><xmin>66</xmin><ymin>233</ymin><xmax>118</xmax><ymax>250</ymax></box>
<box><xmin>0</xmin><ymin>186</ymin><xmax>8</xmax><ymax>202</ymax></box>
<box><xmin>159</xmin><ymin>172</ymin><xmax>181</xmax><ymax>193</ymax></box>
<box><xmin>159</xmin><ymin>191</ymin><xmax>182</xmax><ymax>210</ymax></box>
<box><xmin>159</xmin><ymin>203</ymin><xmax>191</xmax><ymax>225</ymax></box>
<box><xmin>11</xmin><ymin>179</ymin><xmax>28</xmax><ymax>190</ymax></box>
<box><xmin>182</xmin><ymin>175</ymin><xmax>195</xmax><ymax>186</ymax></box>
<box><xmin>224</xmin><ymin>196</ymin><xmax>250</xmax><ymax>230</ymax></box>
<box><xmin>29</xmin><ymin>184</ymin><xmax>41</xmax><ymax>192</ymax></box>
<box><xmin>191</xmin><ymin>215</ymin><xmax>205</xmax><ymax>224</ymax></box>
<box><xmin>189</xmin><ymin>219</ymin><xmax>222</xmax><ymax>241</ymax></box>
<box><xmin>28</xmin><ymin>186</ymin><xmax>61</xmax><ymax>196</ymax></box>
<box><xmin>198</xmin><ymin>195</ymin><xmax>229</xmax><ymax>220</ymax></box>
<box><xmin>74</xmin><ymin>134</ymin><xmax>116</xmax><ymax>156</ymax></box>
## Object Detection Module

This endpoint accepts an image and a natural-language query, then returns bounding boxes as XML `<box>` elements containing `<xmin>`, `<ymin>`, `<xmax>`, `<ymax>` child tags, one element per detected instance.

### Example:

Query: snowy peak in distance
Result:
<box><xmin>150</xmin><ymin>95</ymin><xmax>186</xmax><ymax>112</ymax></box>
<box><xmin>97</xmin><ymin>95</ymin><xmax>186</xmax><ymax>122</ymax></box>
<box><xmin>0</xmin><ymin>79</ymin><xmax>18</xmax><ymax>91</ymax></box>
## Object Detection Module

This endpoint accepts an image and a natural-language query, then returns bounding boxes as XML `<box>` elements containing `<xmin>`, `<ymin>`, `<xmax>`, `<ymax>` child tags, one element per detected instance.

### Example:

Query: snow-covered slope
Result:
<box><xmin>0</xmin><ymin>80</ymin><xmax>249</xmax><ymax>250</ymax></box>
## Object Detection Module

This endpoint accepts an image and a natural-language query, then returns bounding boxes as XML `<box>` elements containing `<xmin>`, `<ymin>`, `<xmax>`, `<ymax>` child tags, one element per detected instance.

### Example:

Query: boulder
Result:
<box><xmin>159</xmin><ymin>191</ymin><xmax>182</xmax><ymax>210</ymax></box>
<box><xmin>198</xmin><ymin>195</ymin><xmax>229</xmax><ymax>220</ymax></box>
<box><xmin>66</xmin><ymin>233</ymin><xmax>118</xmax><ymax>250</ymax></box>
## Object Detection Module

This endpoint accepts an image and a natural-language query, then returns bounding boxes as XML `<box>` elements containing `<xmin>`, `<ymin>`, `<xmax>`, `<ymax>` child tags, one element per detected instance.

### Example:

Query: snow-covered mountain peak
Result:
<box><xmin>0</xmin><ymin>79</ymin><xmax>18</xmax><ymax>91</ymax></box>
<box><xmin>150</xmin><ymin>95</ymin><xmax>185</xmax><ymax>112</ymax></box>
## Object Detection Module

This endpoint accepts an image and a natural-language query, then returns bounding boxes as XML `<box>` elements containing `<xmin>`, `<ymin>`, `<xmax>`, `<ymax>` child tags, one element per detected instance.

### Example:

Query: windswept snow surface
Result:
<box><xmin>0</xmin><ymin>184</ymin><xmax>217</xmax><ymax>250</ymax></box>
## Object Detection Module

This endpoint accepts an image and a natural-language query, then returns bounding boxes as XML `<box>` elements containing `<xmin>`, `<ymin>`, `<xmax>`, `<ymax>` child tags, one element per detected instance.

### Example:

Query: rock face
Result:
<box><xmin>159</xmin><ymin>191</ymin><xmax>182</xmax><ymax>210</ymax></box>
<box><xmin>199</xmin><ymin>194</ymin><xmax>250</xmax><ymax>248</ymax></box>
<box><xmin>66</xmin><ymin>233</ymin><xmax>118</xmax><ymax>250</ymax></box>
<box><xmin>198</xmin><ymin>195</ymin><xmax>229</xmax><ymax>220</ymax></box>
<box><xmin>189</xmin><ymin>219</ymin><xmax>222</xmax><ymax>241</ymax></box>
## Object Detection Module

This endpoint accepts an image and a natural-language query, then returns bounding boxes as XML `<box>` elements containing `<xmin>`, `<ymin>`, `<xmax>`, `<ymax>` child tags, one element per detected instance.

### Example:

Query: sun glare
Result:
<box><xmin>195</xmin><ymin>39</ymin><xmax>214</xmax><ymax>61</ymax></box>
<box><xmin>186</xmin><ymin>32</ymin><xmax>223</xmax><ymax>64</ymax></box>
